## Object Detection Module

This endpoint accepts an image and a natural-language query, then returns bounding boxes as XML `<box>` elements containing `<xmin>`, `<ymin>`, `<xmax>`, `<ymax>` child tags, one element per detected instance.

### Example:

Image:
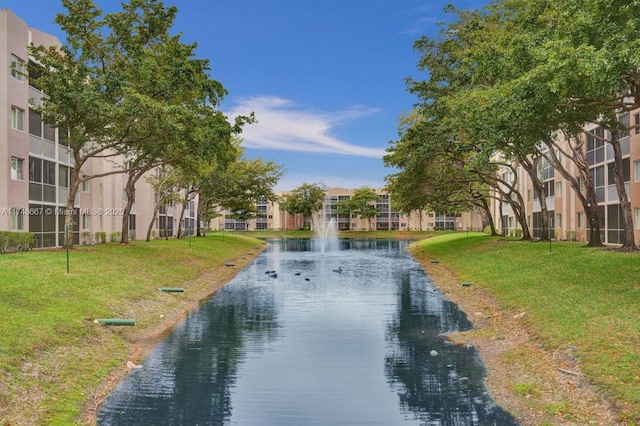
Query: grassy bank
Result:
<box><xmin>0</xmin><ymin>234</ymin><xmax>265</xmax><ymax>425</ymax></box>
<box><xmin>413</xmin><ymin>233</ymin><xmax>640</xmax><ymax>423</ymax></box>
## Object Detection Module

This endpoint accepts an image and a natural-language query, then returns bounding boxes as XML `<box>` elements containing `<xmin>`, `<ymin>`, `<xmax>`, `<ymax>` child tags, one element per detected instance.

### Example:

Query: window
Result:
<box><xmin>29</xmin><ymin>110</ymin><xmax>42</xmax><ymax>137</ymax></box>
<box><xmin>578</xmin><ymin>212</ymin><xmax>584</xmax><ymax>228</ymax></box>
<box><xmin>635</xmin><ymin>113</ymin><xmax>640</xmax><ymax>136</ymax></box>
<box><xmin>10</xmin><ymin>55</ymin><xmax>25</xmax><ymax>81</ymax></box>
<box><xmin>556</xmin><ymin>182</ymin><xmax>562</xmax><ymax>197</ymax></box>
<box><xmin>11</xmin><ymin>208</ymin><xmax>24</xmax><ymax>230</ymax></box>
<box><xmin>82</xmin><ymin>179</ymin><xmax>90</xmax><ymax>192</ymax></box>
<box><xmin>29</xmin><ymin>157</ymin><xmax>42</xmax><ymax>182</ymax></box>
<box><xmin>591</xmin><ymin>165</ymin><xmax>605</xmax><ymax>203</ymax></box>
<box><xmin>11</xmin><ymin>157</ymin><xmax>24</xmax><ymax>180</ymax></box>
<box><xmin>11</xmin><ymin>106</ymin><xmax>24</xmax><ymax>130</ymax></box>
<box><xmin>635</xmin><ymin>160</ymin><xmax>640</xmax><ymax>182</ymax></box>
<box><xmin>620</xmin><ymin>113</ymin><xmax>630</xmax><ymax>139</ymax></box>
<box><xmin>59</xmin><ymin>127</ymin><xmax>69</xmax><ymax>146</ymax></box>
<box><xmin>43</xmin><ymin>160</ymin><xmax>55</xmax><ymax>185</ymax></box>
<box><xmin>527</xmin><ymin>189</ymin><xmax>531</xmax><ymax>202</ymax></box>
<box><xmin>607</xmin><ymin>158</ymin><xmax>631</xmax><ymax>184</ymax></box>
<box><xmin>556</xmin><ymin>214</ymin><xmax>562</xmax><ymax>228</ymax></box>
<box><xmin>43</xmin><ymin>122</ymin><xmax>56</xmax><ymax>142</ymax></box>
<box><xmin>82</xmin><ymin>214</ymin><xmax>90</xmax><ymax>230</ymax></box>
<box><xmin>586</xmin><ymin>128</ymin><xmax>605</xmax><ymax>165</ymax></box>
<box><xmin>58</xmin><ymin>165</ymin><xmax>69</xmax><ymax>188</ymax></box>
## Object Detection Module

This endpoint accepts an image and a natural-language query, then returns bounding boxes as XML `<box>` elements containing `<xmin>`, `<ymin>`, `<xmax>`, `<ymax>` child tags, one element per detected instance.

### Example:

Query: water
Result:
<box><xmin>97</xmin><ymin>239</ymin><xmax>518</xmax><ymax>425</ymax></box>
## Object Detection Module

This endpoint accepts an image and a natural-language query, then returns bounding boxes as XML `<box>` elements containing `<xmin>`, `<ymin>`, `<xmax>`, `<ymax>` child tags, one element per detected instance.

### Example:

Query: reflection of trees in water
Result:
<box><xmin>385</xmin><ymin>271</ymin><xmax>519</xmax><ymax>425</ymax></box>
<box><xmin>97</xmin><ymin>281</ymin><xmax>280</xmax><ymax>425</ymax></box>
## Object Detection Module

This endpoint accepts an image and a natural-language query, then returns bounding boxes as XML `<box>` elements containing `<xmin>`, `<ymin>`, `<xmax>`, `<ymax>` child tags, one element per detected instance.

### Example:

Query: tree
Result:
<box><xmin>280</xmin><ymin>183</ymin><xmax>327</xmax><ymax>230</ymax></box>
<box><xmin>461</xmin><ymin>0</ymin><xmax>638</xmax><ymax>248</ymax></box>
<box><xmin>194</xmin><ymin>151</ymin><xmax>283</xmax><ymax>236</ymax></box>
<box><xmin>27</xmin><ymin>0</ymin><xmax>239</xmax><ymax>246</ymax></box>
<box><xmin>337</xmin><ymin>187</ymin><xmax>379</xmax><ymax>231</ymax></box>
<box><xmin>144</xmin><ymin>166</ymin><xmax>181</xmax><ymax>241</ymax></box>
<box><xmin>114</xmin><ymin>32</ymin><xmax>245</xmax><ymax>243</ymax></box>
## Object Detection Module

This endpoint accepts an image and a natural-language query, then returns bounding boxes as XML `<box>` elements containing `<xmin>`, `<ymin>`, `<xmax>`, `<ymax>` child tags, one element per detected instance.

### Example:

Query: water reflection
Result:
<box><xmin>98</xmin><ymin>239</ymin><xmax>518</xmax><ymax>425</ymax></box>
<box><xmin>385</xmin><ymin>269</ymin><xmax>517</xmax><ymax>425</ymax></box>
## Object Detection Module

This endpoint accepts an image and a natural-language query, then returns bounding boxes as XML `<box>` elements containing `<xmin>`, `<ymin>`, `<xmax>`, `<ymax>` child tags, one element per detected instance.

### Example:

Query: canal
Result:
<box><xmin>97</xmin><ymin>239</ymin><xmax>518</xmax><ymax>425</ymax></box>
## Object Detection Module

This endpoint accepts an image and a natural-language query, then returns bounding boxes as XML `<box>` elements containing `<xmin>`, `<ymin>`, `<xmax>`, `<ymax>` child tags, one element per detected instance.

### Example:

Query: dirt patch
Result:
<box><xmin>411</xmin><ymin>247</ymin><xmax>621</xmax><ymax>425</ymax></box>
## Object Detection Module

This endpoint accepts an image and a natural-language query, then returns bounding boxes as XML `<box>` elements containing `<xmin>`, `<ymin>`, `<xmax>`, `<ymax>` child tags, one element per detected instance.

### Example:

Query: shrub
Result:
<box><xmin>110</xmin><ymin>231</ymin><xmax>122</xmax><ymax>243</ymax></box>
<box><xmin>565</xmin><ymin>230</ymin><xmax>577</xmax><ymax>241</ymax></box>
<box><xmin>484</xmin><ymin>226</ymin><xmax>492</xmax><ymax>235</ymax></box>
<box><xmin>0</xmin><ymin>231</ymin><xmax>34</xmax><ymax>253</ymax></box>
<box><xmin>81</xmin><ymin>231</ymin><xmax>93</xmax><ymax>245</ymax></box>
<box><xmin>95</xmin><ymin>231</ymin><xmax>107</xmax><ymax>244</ymax></box>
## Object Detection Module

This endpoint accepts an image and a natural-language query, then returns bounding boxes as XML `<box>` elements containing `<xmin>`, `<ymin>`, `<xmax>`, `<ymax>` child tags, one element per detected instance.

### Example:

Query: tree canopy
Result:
<box><xmin>28</xmin><ymin>0</ymin><xmax>246</xmax><ymax>245</ymax></box>
<box><xmin>280</xmin><ymin>183</ymin><xmax>328</xmax><ymax>230</ymax></box>
<box><xmin>387</xmin><ymin>0</ymin><xmax>640</xmax><ymax>247</ymax></box>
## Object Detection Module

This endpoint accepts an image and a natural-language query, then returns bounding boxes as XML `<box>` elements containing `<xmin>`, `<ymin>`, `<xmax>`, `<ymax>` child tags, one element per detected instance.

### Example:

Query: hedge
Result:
<box><xmin>0</xmin><ymin>231</ymin><xmax>34</xmax><ymax>253</ymax></box>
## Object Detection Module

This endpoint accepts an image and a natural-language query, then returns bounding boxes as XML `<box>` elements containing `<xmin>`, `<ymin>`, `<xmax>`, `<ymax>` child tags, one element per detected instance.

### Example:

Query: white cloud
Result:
<box><xmin>399</xmin><ymin>16</ymin><xmax>441</xmax><ymax>36</ymax></box>
<box><xmin>274</xmin><ymin>173</ymin><xmax>385</xmax><ymax>192</ymax></box>
<box><xmin>225</xmin><ymin>96</ymin><xmax>386</xmax><ymax>158</ymax></box>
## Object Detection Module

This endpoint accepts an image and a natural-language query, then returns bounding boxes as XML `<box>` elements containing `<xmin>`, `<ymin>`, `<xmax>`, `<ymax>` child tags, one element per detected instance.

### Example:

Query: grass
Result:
<box><xmin>414</xmin><ymin>232</ymin><xmax>640</xmax><ymax>422</ymax></box>
<box><xmin>0</xmin><ymin>233</ymin><xmax>263</xmax><ymax>425</ymax></box>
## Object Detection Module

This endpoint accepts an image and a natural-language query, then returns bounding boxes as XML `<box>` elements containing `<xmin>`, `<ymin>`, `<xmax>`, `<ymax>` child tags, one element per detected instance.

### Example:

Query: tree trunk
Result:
<box><xmin>64</xmin><ymin>167</ymin><xmax>82</xmax><ymax>248</ymax></box>
<box><xmin>176</xmin><ymin>199</ymin><xmax>187</xmax><ymax>239</ymax></box>
<box><xmin>478</xmin><ymin>196</ymin><xmax>497</xmax><ymax>235</ymax></box>
<box><xmin>120</xmin><ymin>171</ymin><xmax>140</xmax><ymax>245</ymax></box>
<box><xmin>519</xmin><ymin>155</ymin><xmax>549</xmax><ymax>241</ymax></box>
<box><xmin>487</xmin><ymin>171</ymin><xmax>530</xmax><ymax>239</ymax></box>
<box><xmin>498</xmin><ymin>200</ymin><xmax>504</xmax><ymax>236</ymax></box>
<box><xmin>418</xmin><ymin>209</ymin><xmax>423</xmax><ymax>231</ymax></box>
<box><xmin>542</xmin><ymin>138</ymin><xmax>604</xmax><ymax>247</ymax></box>
<box><xmin>507</xmin><ymin>196</ymin><xmax>531</xmax><ymax>240</ymax></box>
<box><xmin>196</xmin><ymin>197</ymin><xmax>204</xmax><ymax>237</ymax></box>
<box><xmin>609</xmin><ymin>127</ymin><xmax>637</xmax><ymax>250</ymax></box>
<box><xmin>146</xmin><ymin>201</ymin><xmax>161</xmax><ymax>242</ymax></box>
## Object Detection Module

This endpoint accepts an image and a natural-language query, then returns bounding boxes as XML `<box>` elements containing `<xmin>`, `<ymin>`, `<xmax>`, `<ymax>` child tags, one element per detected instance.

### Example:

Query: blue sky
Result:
<box><xmin>3</xmin><ymin>0</ymin><xmax>486</xmax><ymax>191</ymax></box>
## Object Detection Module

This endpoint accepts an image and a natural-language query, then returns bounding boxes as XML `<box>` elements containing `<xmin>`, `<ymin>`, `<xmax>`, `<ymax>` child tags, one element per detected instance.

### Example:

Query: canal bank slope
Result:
<box><xmin>0</xmin><ymin>234</ymin><xmax>267</xmax><ymax>426</ymax></box>
<box><xmin>409</xmin><ymin>233</ymin><xmax>625</xmax><ymax>425</ymax></box>
<box><xmin>80</xmin><ymin>235</ymin><xmax>268</xmax><ymax>425</ymax></box>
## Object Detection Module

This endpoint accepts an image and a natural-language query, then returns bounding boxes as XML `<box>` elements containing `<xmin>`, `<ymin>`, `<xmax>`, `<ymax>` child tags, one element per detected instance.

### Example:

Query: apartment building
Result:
<box><xmin>1</xmin><ymin>9</ymin><xmax>194</xmax><ymax>247</ymax></box>
<box><xmin>211</xmin><ymin>187</ymin><xmax>484</xmax><ymax>233</ymax></box>
<box><xmin>492</xmin><ymin>111</ymin><xmax>640</xmax><ymax>245</ymax></box>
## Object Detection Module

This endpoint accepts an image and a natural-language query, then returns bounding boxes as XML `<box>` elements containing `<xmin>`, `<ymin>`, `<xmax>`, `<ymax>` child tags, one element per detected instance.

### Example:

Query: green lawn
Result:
<box><xmin>414</xmin><ymin>232</ymin><xmax>640</xmax><ymax>422</ymax></box>
<box><xmin>0</xmin><ymin>234</ymin><xmax>263</xmax><ymax>425</ymax></box>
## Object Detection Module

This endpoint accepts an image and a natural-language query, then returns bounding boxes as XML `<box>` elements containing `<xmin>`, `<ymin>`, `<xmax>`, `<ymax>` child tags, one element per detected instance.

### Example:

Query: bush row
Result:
<box><xmin>0</xmin><ymin>231</ymin><xmax>34</xmax><ymax>253</ymax></box>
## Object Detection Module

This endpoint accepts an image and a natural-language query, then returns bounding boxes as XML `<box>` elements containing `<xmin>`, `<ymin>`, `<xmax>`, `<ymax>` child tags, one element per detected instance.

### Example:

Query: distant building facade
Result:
<box><xmin>210</xmin><ymin>187</ymin><xmax>484</xmax><ymax>233</ymax></box>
